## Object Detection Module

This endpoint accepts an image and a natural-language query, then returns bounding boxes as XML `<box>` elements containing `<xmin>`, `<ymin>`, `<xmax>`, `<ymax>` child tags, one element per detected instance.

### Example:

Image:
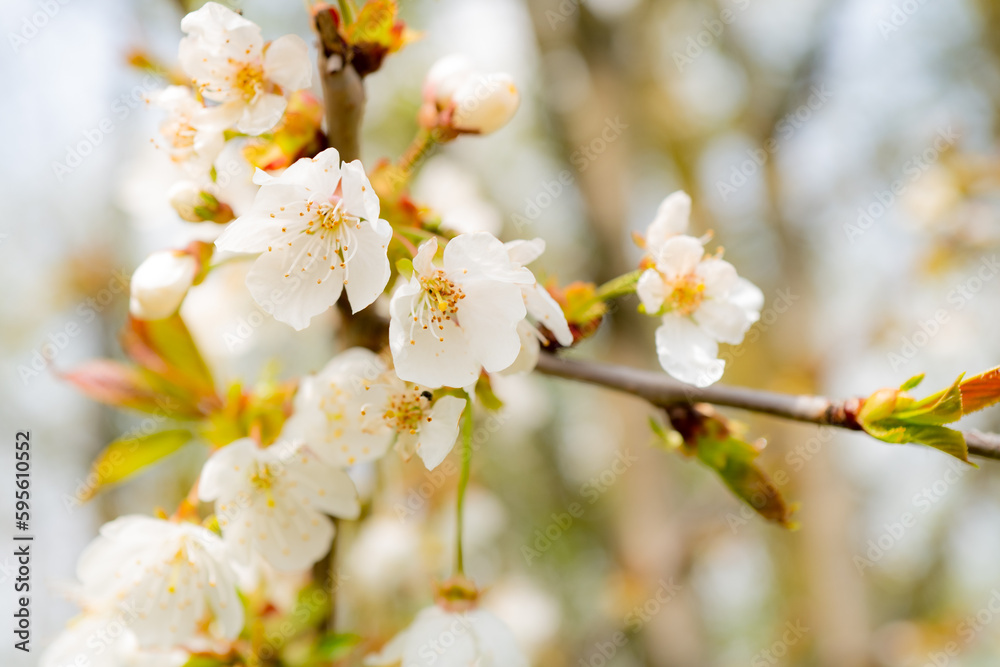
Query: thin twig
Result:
<box><xmin>534</xmin><ymin>352</ymin><xmax>1000</xmax><ymax>461</ymax></box>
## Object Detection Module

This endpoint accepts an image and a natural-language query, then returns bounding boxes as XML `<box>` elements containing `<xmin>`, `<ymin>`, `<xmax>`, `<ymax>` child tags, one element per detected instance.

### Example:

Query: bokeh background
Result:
<box><xmin>3</xmin><ymin>0</ymin><xmax>1000</xmax><ymax>665</ymax></box>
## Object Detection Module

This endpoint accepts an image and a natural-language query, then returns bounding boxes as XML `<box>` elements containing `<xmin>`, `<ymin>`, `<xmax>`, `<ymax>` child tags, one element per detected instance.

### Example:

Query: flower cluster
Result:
<box><xmin>636</xmin><ymin>191</ymin><xmax>764</xmax><ymax>387</ymax></box>
<box><xmin>52</xmin><ymin>2</ymin><xmax>772</xmax><ymax>666</ymax></box>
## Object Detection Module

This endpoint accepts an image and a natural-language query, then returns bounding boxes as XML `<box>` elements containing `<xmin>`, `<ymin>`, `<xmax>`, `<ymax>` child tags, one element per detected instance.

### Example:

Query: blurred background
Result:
<box><xmin>2</xmin><ymin>0</ymin><xmax>1000</xmax><ymax>665</ymax></box>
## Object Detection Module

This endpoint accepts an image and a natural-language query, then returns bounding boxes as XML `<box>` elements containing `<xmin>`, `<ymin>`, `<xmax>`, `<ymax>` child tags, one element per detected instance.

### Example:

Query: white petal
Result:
<box><xmin>469</xmin><ymin>610</ymin><xmax>531</xmax><ymax>667</ymax></box>
<box><xmin>444</xmin><ymin>232</ymin><xmax>533</xmax><ymax>284</ymax></box>
<box><xmin>523</xmin><ymin>283</ymin><xmax>572</xmax><ymax>345</ymax></box>
<box><xmin>237</xmin><ymin>93</ymin><xmax>287</xmax><ymax>136</ymax></box>
<box><xmin>181</xmin><ymin>2</ymin><xmax>256</xmax><ymax>37</ymax></box>
<box><xmin>215</xmin><ymin>198</ymin><xmax>310</xmax><ymax>253</ymax></box>
<box><xmin>503</xmin><ymin>320</ymin><xmax>542</xmax><ymax>374</ymax></box>
<box><xmin>344</xmin><ymin>217</ymin><xmax>392</xmax><ymax>312</ymax></box>
<box><xmin>424</xmin><ymin>54</ymin><xmax>475</xmax><ymax>105</ymax></box>
<box><xmin>129</xmin><ymin>251</ymin><xmax>197</xmax><ymax>320</ymax></box>
<box><xmin>729</xmin><ymin>277</ymin><xmax>765</xmax><ymax>316</ymax></box>
<box><xmin>655</xmin><ymin>315</ymin><xmax>724</xmax><ymax>387</ymax></box>
<box><xmin>646</xmin><ymin>191</ymin><xmax>691</xmax><ymax>252</ymax></box>
<box><xmin>412</xmin><ymin>237</ymin><xmax>438</xmax><ymax>276</ymax></box>
<box><xmin>654</xmin><ymin>235</ymin><xmax>704</xmax><ymax>280</ymax></box>
<box><xmin>341</xmin><ymin>159</ymin><xmax>381</xmax><ymax>223</ymax></box>
<box><xmin>452</xmin><ymin>73</ymin><xmax>520</xmax><ymax>135</ymax></box>
<box><xmin>693</xmin><ymin>300</ymin><xmax>755</xmax><ymax>344</ymax></box>
<box><xmin>389</xmin><ymin>282</ymin><xmax>480</xmax><ymax>388</ymax></box>
<box><xmin>636</xmin><ymin>268</ymin><xmax>667</xmax><ymax>315</ymax></box>
<box><xmin>263</xmin><ymin>34</ymin><xmax>311</xmax><ymax>92</ymax></box>
<box><xmin>246</xmin><ymin>233</ymin><xmax>345</xmax><ymax>330</ymax></box>
<box><xmin>696</xmin><ymin>258</ymin><xmax>738</xmax><ymax>297</ymax></box>
<box><xmin>457</xmin><ymin>279</ymin><xmax>527</xmax><ymax>373</ymax></box>
<box><xmin>504</xmin><ymin>238</ymin><xmax>545</xmax><ymax>266</ymax></box>
<box><xmin>416</xmin><ymin>395</ymin><xmax>466</xmax><ymax>470</ymax></box>
<box><xmin>198</xmin><ymin>438</ymin><xmax>258</xmax><ymax>502</ymax></box>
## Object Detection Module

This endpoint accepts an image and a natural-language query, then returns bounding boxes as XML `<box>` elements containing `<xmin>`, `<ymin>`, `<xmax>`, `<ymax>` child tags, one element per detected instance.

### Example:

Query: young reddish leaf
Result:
<box><xmin>958</xmin><ymin>366</ymin><xmax>1000</xmax><ymax>415</ymax></box>
<box><xmin>344</xmin><ymin>0</ymin><xmax>420</xmax><ymax>76</ymax></box>
<box><xmin>61</xmin><ymin>360</ymin><xmax>202</xmax><ymax>419</ymax></box>
<box><xmin>81</xmin><ymin>429</ymin><xmax>194</xmax><ymax>500</ymax></box>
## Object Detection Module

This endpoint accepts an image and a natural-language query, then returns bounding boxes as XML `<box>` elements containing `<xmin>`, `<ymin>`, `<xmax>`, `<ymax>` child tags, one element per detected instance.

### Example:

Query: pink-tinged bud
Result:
<box><xmin>451</xmin><ymin>73</ymin><xmax>520</xmax><ymax>135</ymax></box>
<box><xmin>420</xmin><ymin>55</ymin><xmax>520</xmax><ymax>136</ymax></box>
<box><xmin>129</xmin><ymin>251</ymin><xmax>198</xmax><ymax>320</ymax></box>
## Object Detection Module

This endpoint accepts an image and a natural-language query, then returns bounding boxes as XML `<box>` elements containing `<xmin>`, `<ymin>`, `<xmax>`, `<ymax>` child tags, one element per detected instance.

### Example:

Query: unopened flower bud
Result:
<box><xmin>129</xmin><ymin>251</ymin><xmax>198</xmax><ymax>320</ymax></box>
<box><xmin>169</xmin><ymin>181</ymin><xmax>234</xmax><ymax>223</ymax></box>
<box><xmin>423</xmin><ymin>54</ymin><xmax>475</xmax><ymax>107</ymax></box>
<box><xmin>451</xmin><ymin>73</ymin><xmax>520</xmax><ymax>135</ymax></box>
<box><xmin>420</xmin><ymin>55</ymin><xmax>520</xmax><ymax>136</ymax></box>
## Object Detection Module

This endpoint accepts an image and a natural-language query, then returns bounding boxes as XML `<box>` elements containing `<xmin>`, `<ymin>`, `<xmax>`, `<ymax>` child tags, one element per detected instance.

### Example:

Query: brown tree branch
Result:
<box><xmin>314</xmin><ymin>9</ymin><xmax>365</xmax><ymax>162</ymax></box>
<box><xmin>534</xmin><ymin>352</ymin><xmax>1000</xmax><ymax>461</ymax></box>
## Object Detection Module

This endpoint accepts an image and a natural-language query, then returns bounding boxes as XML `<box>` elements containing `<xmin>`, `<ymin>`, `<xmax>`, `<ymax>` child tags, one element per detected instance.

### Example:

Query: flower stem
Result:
<box><xmin>594</xmin><ymin>270</ymin><xmax>643</xmax><ymax>301</ymax></box>
<box><xmin>394</xmin><ymin>129</ymin><xmax>438</xmax><ymax>191</ymax></box>
<box><xmin>454</xmin><ymin>399</ymin><xmax>474</xmax><ymax>576</ymax></box>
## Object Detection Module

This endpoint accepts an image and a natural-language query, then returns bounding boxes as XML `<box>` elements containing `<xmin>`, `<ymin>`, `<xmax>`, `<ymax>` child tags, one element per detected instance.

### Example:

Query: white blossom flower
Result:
<box><xmin>421</xmin><ymin>55</ymin><xmax>520</xmax><ymax>135</ymax></box>
<box><xmin>148</xmin><ymin>85</ymin><xmax>226</xmax><ymax>176</ymax></box>
<box><xmin>41</xmin><ymin>610</ymin><xmax>188</xmax><ymax>667</ymax></box>
<box><xmin>198</xmin><ymin>438</ymin><xmax>360</xmax><ymax>572</ymax></box>
<box><xmin>214</xmin><ymin>148</ymin><xmax>392</xmax><ymax>330</ymax></box>
<box><xmin>178</xmin><ymin>2</ymin><xmax>311</xmax><ymax>135</ymax></box>
<box><xmin>76</xmin><ymin>515</ymin><xmax>243</xmax><ymax>649</ymax></box>
<box><xmin>283</xmin><ymin>347</ymin><xmax>466</xmax><ymax>470</ymax></box>
<box><xmin>637</xmin><ymin>235</ymin><xmax>763</xmax><ymax>387</ymax></box>
<box><xmin>364</xmin><ymin>605</ymin><xmax>529</xmax><ymax>667</ymax></box>
<box><xmin>502</xmin><ymin>239</ymin><xmax>573</xmax><ymax>373</ymax></box>
<box><xmin>389</xmin><ymin>233</ymin><xmax>535</xmax><ymax>388</ymax></box>
<box><xmin>129</xmin><ymin>250</ymin><xmax>198</xmax><ymax>320</ymax></box>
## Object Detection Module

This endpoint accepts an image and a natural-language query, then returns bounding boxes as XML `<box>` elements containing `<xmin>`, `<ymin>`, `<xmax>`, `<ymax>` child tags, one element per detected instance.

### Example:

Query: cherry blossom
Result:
<box><xmin>179</xmin><ymin>2</ymin><xmax>311</xmax><ymax>135</ymax></box>
<box><xmin>76</xmin><ymin>515</ymin><xmax>243</xmax><ymax>649</ymax></box>
<box><xmin>283</xmin><ymin>347</ymin><xmax>466</xmax><ymax>470</ymax></box>
<box><xmin>388</xmin><ymin>233</ymin><xmax>535</xmax><ymax>388</ymax></box>
<box><xmin>637</xmin><ymin>235</ymin><xmax>763</xmax><ymax>387</ymax></box>
<box><xmin>41</xmin><ymin>610</ymin><xmax>188</xmax><ymax>667</ymax></box>
<box><xmin>148</xmin><ymin>85</ymin><xmax>226</xmax><ymax>176</ymax></box>
<box><xmin>199</xmin><ymin>438</ymin><xmax>360</xmax><ymax>571</ymax></box>
<box><xmin>364</xmin><ymin>604</ymin><xmax>529</xmax><ymax>667</ymax></box>
<box><xmin>214</xmin><ymin>148</ymin><xmax>392</xmax><ymax>330</ymax></box>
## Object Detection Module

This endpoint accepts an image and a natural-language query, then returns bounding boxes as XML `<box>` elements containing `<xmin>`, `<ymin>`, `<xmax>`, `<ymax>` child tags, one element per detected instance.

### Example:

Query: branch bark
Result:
<box><xmin>314</xmin><ymin>9</ymin><xmax>365</xmax><ymax>162</ymax></box>
<box><xmin>534</xmin><ymin>352</ymin><xmax>1000</xmax><ymax>461</ymax></box>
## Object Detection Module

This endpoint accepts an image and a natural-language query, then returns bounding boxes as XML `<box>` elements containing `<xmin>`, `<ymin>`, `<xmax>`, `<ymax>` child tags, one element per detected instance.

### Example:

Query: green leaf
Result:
<box><xmin>474</xmin><ymin>375</ymin><xmax>504</xmax><ymax>411</ymax></box>
<box><xmin>648</xmin><ymin>417</ymin><xmax>680</xmax><ymax>450</ymax></box>
<box><xmin>315</xmin><ymin>633</ymin><xmax>362</xmax><ymax>660</ymax></box>
<box><xmin>695</xmin><ymin>431</ymin><xmax>795</xmax><ymax>528</ymax></box>
<box><xmin>395</xmin><ymin>257</ymin><xmax>414</xmax><ymax>280</ymax></box>
<box><xmin>82</xmin><ymin>429</ymin><xmax>194</xmax><ymax>500</ymax></box>
<box><xmin>893</xmin><ymin>374</ymin><xmax>964</xmax><ymax>425</ymax></box>
<box><xmin>122</xmin><ymin>313</ymin><xmax>217</xmax><ymax>402</ymax></box>
<box><xmin>900</xmin><ymin>373</ymin><xmax>925</xmax><ymax>391</ymax></box>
